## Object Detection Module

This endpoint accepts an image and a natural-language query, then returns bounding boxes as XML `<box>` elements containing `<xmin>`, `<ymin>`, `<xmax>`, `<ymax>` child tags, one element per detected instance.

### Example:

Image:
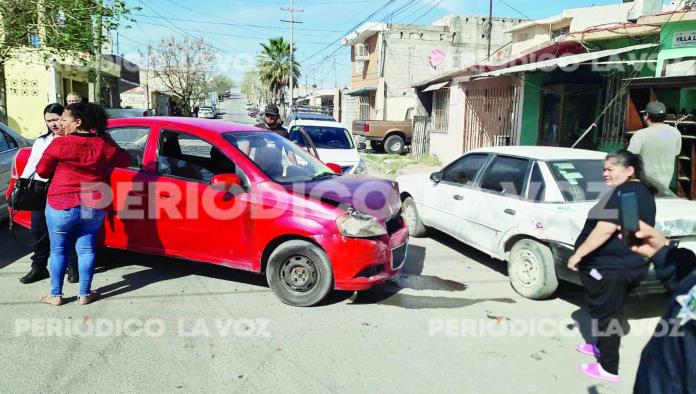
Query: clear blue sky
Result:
<box><xmin>116</xmin><ymin>0</ymin><xmax>642</xmax><ymax>88</ymax></box>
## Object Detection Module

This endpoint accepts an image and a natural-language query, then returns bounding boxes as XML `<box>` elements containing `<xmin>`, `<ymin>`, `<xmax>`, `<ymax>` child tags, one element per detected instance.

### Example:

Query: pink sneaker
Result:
<box><xmin>580</xmin><ymin>363</ymin><xmax>622</xmax><ymax>383</ymax></box>
<box><xmin>576</xmin><ymin>343</ymin><xmax>599</xmax><ymax>357</ymax></box>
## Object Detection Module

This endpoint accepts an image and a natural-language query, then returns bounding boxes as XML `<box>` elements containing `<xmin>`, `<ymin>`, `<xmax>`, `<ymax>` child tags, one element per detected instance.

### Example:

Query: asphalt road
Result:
<box><xmin>0</xmin><ymin>218</ymin><xmax>671</xmax><ymax>393</ymax></box>
<box><xmin>0</xmin><ymin>94</ymin><xmax>673</xmax><ymax>393</ymax></box>
<box><xmin>220</xmin><ymin>91</ymin><xmax>256</xmax><ymax>125</ymax></box>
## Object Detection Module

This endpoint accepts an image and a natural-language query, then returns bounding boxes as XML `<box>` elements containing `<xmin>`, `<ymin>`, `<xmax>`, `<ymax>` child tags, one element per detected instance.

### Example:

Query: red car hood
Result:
<box><xmin>283</xmin><ymin>175</ymin><xmax>401</xmax><ymax>220</ymax></box>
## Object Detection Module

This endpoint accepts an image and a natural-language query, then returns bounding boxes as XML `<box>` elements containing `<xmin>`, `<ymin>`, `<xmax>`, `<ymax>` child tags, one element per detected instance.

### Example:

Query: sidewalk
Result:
<box><xmin>362</xmin><ymin>153</ymin><xmax>441</xmax><ymax>179</ymax></box>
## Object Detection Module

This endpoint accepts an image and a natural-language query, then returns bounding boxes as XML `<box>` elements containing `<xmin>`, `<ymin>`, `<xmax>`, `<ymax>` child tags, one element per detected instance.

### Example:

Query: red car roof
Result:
<box><xmin>107</xmin><ymin>117</ymin><xmax>262</xmax><ymax>135</ymax></box>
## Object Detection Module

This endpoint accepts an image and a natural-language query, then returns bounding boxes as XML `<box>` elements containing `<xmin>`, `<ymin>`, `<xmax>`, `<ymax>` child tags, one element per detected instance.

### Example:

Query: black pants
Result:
<box><xmin>580</xmin><ymin>266</ymin><xmax>648</xmax><ymax>375</ymax></box>
<box><xmin>30</xmin><ymin>210</ymin><xmax>76</xmax><ymax>270</ymax></box>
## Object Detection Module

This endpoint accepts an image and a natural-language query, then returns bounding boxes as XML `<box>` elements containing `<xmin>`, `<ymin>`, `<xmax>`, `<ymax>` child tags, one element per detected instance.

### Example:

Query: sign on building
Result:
<box><xmin>673</xmin><ymin>30</ymin><xmax>696</xmax><ymax>48</ymax></box>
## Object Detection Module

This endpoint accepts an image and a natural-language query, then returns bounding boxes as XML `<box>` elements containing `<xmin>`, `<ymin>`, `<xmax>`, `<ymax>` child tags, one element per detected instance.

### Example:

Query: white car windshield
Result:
<box><xmin>224</xmin><ymin>132</ymin><xmax>336</xmax><ymax>183</ymax></box>
<box><xmin>289</xmin><ymin>126</ymin><xmax>354</xmax><ymax>150</ymax></box>
<box><xmin>547</xmin><ymin>159</ymin><xmax>677</xmax><ymax>202</ymax></box>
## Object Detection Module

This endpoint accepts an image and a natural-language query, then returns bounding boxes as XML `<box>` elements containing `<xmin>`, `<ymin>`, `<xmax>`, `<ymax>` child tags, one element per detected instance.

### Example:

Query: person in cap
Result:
<box><xmin>627</xmin><ymin>101</ymin><xmax>682</xmax><ymax>193</ymax></box>
<box><xmin>255</xmin><ymin>104</ymin><xmax>288</xmax><ymax>139</ymax></box>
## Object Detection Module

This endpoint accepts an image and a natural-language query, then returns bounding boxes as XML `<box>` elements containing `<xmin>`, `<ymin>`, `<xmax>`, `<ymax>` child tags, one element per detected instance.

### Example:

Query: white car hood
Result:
<box><xmin>315</xmin><ymin>148</ymin><xmax>360</xmax><ymax>166</ymax></box>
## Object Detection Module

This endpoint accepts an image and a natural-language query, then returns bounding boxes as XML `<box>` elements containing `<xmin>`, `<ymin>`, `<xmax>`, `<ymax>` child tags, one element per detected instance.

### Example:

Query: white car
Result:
<box><xmin>397</xmin><ymin>146</ymin><xmax>696</xmax><ymax>299</ymax></box>
<box><xmin>288</xmin><ymin>120</ymin><xmax>367</xmax><ymax>175</ymax></box>
<box><xmin>198</xmin><ymin>107</ymin><xmax>216</xmax><ymax>119</ymax></box>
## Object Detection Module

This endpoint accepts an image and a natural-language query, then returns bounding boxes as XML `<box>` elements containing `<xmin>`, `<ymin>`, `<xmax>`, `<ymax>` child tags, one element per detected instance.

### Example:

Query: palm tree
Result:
<box><xmin>257</xmin><ymin>37</ymin><xmax>300</xmax><ymax>106</ymax></box>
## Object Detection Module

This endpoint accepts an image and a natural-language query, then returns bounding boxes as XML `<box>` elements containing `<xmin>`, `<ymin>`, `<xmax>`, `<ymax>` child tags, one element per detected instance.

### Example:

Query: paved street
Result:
<box><xmin>220</xmin><ymin>90</ymin><xmax>257</xmax><ymax>126</ymax></box>
<box><xmin>0</xmin><ymin>207</ymin><xmax>671</xmax><ymax>393</ymax></box>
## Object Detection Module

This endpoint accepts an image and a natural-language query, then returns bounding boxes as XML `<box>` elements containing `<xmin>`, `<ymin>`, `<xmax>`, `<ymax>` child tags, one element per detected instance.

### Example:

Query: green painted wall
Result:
<box><xmin>519</xmin><ymin>74</ymin><xmax>544</xmax><ymax>145</ymax></box>
<box><xmin>656</xmin><ymin>20</ymin><xmax>696</xmax><ymax>76</ymax></box>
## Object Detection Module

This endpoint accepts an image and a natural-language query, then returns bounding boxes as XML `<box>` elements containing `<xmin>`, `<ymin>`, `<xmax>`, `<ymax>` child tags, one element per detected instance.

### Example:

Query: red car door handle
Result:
<box><xmin>159</xmin><ymin>192</ymin><xmax>176</xmax><ymax>199</ymax></box>
<box><xmin>128</xmin><ymin>191</ymin><xmax>147</xmax><ymax>197</ymax></box>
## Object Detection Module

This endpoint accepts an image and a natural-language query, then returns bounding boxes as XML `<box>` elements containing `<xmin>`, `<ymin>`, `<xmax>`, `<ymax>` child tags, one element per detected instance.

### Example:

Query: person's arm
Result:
<box><xmin>20</xmin><ymin>138</ymin><xmax>47</xmax><ymax>178</ymax></box>
<box><xmin>631</xmin><ymin>221</ymin><xmax>696</xmax><ymax>290</ymax></box>
<box><xmin>568</xmin><ymin>221</ymin><xmax>618</xmax><ymax>271</ymax></box>
<box><xmin>627</xmin><ymin>132</ymin><xmax>642</xmax><ymax>154</ymax></box>
<box><xmin>104</xmin><ymin>136</ymin><xmax>132</xmax><ymax>168</ymax></box>
<box><xmin>35</xmin><ymin>142</ymin><xmax>60</xmax><ymax>179</ymax></box>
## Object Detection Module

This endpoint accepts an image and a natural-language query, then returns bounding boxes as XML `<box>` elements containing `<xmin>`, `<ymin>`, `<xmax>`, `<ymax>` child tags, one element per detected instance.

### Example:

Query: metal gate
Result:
<box><xmin>462</xmin><ymin>83</ymin><xmax>522</xmax><ymax>153</ymax></box>
<box><xmin>411</xmin><ymin>115</ymin><xmax>431</xmax><ymax>159</ymax></box>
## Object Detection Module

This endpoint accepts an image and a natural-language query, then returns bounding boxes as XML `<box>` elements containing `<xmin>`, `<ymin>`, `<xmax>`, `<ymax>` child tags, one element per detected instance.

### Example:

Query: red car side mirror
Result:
<box><xmin>326</xmin><ymin>163</ymin><xmax>342</xmax><ymax>174</ymax></box>
<box><xmin>210</xmin><ymin>173</ymin><xmax>241</xmax><ymax>190</ymax></box>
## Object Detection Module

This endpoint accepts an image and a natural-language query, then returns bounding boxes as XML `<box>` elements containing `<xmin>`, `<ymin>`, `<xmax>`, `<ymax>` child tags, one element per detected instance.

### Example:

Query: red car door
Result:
<box><xmin>150</xmin><ymin>128</ymin><xmax>255</xmax><ymax>269</ymax></box>
<box><xmin>104</xmin><ymin>125</ymin><xmax>164</xmax><ymax>253</ymax></box>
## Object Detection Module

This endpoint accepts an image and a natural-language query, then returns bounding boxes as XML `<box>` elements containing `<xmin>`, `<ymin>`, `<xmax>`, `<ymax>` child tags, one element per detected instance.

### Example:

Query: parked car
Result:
<box><xmin>8</xmin><ymin>117</ymin><xmax>408</xmax><ymax>306</ymax></box>
<box><xmin>287</xmin><ymin>120</ymin><xmax>367</xmax><ymax>175</ymax></box>
<box><xmin>352</xmin><ymin>108</ymin><xmax>413</xmax><ymax>155</ymax></box>
<box><xmin>397</xmin><ymin>146</ymin><xmax>696</xmax><ymax>299</ymax></box>
<box><xmin>286</xmin><ymin>112</ymin><xmax>336</xmax><ymax>123</ymax></box>
<box><xmin>198</xmin><ymin>107</ymin><xmax>216</xmax><ymax>119</ymax></box>
<box><xmin>0</xmin><ymin>122</ymin><xmax>29</xmax><ymax>221</ymax></box>
<box><xmin>105</xmin><ymin>108</ymin><xmax>154</xmax><ymax>118</ymax></box>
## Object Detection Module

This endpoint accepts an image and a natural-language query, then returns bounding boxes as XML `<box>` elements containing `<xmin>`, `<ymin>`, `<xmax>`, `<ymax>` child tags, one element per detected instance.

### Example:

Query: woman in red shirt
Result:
<box><xmin>36</xmin><ymin>102</ymin><xmax>130</xmax><ymax>305</ymax></box>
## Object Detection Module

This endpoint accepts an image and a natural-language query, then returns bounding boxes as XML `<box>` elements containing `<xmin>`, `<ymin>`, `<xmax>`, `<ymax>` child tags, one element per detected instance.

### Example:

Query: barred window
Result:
<box><xmin>432</xmin><ymin>89</ymin><xmax>450</xmax><ymax>133</ymax></box>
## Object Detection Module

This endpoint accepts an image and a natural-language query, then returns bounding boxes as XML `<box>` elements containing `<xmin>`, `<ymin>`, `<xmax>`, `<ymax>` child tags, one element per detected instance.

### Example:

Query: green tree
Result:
<box><xmin>0</xmin><ymin>0</ymin><xmax>133</xmax><ymax>123</ymax></box>
<box><xmin>204</xmin><ymin>74</ymin><xmax>235</xmax><ymax>95</ymax></box>
<box><xmin>257</xmin><ymin>37</ymin><xmax>300</xmax><ymax>105</ymax></box>
<box><xmin>149</xmin><ymin>36</ymin><xmax>216</xmax><ymax>116</ymax></box>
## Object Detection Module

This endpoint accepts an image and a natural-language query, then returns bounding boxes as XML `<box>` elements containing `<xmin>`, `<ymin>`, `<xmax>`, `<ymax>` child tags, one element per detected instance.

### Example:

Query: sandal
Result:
<box><xmin>576</xmin><ymin>343</ymin><xmax>599</xmax><ymax>357</ymax></box>
<box><xmin>79</xmin><ymin>291</ymin><xmax>100</xmax><ymax>305</ymax></box>
<box><xmin>40</xmin><ymin>295</ymin><xmax>63</xmax><ymax>306</ymax></box>
<box><xmin>580</xmin><ymin>363</ymin><xmax>622</xmax><ymax>383</ymax></box>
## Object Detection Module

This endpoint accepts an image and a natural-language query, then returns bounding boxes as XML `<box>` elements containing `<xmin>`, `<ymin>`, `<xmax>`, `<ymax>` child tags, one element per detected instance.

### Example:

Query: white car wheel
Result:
<box><xmin>508</xmin><ymin>239</ymin><xmax>558</xmax><ymax>299</ymax></box>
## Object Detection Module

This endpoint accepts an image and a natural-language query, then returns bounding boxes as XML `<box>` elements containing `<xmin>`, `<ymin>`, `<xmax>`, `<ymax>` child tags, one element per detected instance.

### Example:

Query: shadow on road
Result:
<box><xmin>94</xmin><ymin>248</ymin><xmax>268</xmax><ymax>301</ymax></box>
<box><xmin>0</xmin><ymin>225</ymin><xmax>34</xmax><ymax>271</ymax></box>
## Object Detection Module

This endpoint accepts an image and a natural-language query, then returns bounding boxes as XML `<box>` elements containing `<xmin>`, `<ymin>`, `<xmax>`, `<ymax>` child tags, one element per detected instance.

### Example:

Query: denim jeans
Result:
<box><xmin>30</xmin><ymin>210</ymin><xmax>77</xmax><ymax>270</ymax></box>
<box><xmin>45</xmin><ymin>205</ymin><xmax>106</xmax><ymax>297</ymax></box>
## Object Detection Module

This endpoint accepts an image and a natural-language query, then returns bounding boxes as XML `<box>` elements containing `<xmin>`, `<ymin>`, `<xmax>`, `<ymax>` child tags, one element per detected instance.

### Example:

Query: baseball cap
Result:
<box><xmin>264</xmin><ymin>104</ymin><xmax>280</xmax><ymax>117</ymax></box>
<box><xmin>640</xmin><ymin>101</ymin><xmax>666</xmax><ymax>116</ymax></box>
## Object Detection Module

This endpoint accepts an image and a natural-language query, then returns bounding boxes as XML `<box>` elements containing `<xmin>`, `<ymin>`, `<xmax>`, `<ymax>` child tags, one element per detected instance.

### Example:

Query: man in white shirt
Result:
<box><xmin>627</xmin><ymin>101</ymin><xmax>682</xmax><ymax>193</ymax></box>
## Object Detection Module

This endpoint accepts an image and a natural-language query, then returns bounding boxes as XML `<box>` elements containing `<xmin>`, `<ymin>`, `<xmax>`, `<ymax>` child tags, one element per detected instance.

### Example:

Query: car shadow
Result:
<box><xmin>427</xmin><ymin>228</ymin><xmax>509</xmax><ymax>277</ymax></box>
<box><xmin>350</xmin><ymin>241</ymin><xmax>516</xmax><ymax>309</ymax></box>
<box><xmin>93</xmin><ymin>248</ymin><xmax>269</xmax><ymax>300</ymax></box>
<box><xmin>0</xmin><ymin>225</ymin><xmax>34</xmax><ymax>271</ymax></box>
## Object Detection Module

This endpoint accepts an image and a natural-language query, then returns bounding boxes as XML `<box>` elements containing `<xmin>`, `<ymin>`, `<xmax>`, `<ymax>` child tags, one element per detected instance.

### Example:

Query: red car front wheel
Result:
<box><xmin>266</xmin><ymin>240</ymin><xmax>333</xmax><ymax>307</ymax></box>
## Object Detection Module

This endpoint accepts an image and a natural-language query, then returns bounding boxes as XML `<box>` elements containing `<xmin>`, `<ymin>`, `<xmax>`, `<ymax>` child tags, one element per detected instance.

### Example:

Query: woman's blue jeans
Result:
<box><xmin>45</xmin><ymin>205</ymin><xmax>106</xmax><ymax>297</ymax></box>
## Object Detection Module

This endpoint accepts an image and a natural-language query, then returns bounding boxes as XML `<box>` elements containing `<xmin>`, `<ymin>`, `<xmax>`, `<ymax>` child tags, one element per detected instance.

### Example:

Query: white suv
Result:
<box><xmin>287</xmin><ymin>119</ymin><xmax>367</xmax><ymax>175</ymax></box>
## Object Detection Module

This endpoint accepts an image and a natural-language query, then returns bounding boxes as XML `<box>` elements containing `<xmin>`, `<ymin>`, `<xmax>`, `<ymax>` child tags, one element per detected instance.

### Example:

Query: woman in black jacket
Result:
<box><xmin>567</xmin><ymin>150</ymin><xmax>657</xmax><ymax>383</ymax></box>
<box><xmin>629</xmin><ymin>222</ymin><xmax>695</xmax><ymax>394</ymax></box>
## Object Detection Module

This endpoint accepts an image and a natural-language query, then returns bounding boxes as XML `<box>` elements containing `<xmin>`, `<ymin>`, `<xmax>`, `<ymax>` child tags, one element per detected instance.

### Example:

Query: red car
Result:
<box><xmin>8</xmin><ymin>118</ymin><xmax>408</xmax><ymax>306</ymax></box>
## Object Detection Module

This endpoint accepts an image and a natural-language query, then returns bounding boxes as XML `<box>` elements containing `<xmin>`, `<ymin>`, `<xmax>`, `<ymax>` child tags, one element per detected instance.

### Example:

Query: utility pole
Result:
<box><xmin>145</xmin><ymin>45</ymin><xmax>151</xmax><ymax>110</ymax></box>
<box><xmin>116</xmin><ymin>31</ymin><xmax>120</xmax><ymax>56</ymax></box>
<box><xmin>487</xmin><ymin>0</ymin><xmax>493</xmax><ymax>58</ymax></box>
<box><xmin>281</xmin><ymin>0</ymin><xmax>303</xmax><ymax>109</ymax></box>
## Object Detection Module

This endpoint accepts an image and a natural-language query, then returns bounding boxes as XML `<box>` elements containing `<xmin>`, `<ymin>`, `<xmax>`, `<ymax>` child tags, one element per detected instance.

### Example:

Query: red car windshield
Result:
<box><xmin>224</xmin><ymin>132</ymin><xmax>335</xmax><ymax>183</ymax></box>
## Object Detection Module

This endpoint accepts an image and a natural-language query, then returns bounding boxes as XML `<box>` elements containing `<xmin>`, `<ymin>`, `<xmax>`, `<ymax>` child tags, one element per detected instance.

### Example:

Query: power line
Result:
<box><xmin>299</xmin><ymin>0</ymin><xmax>399</xmax><ymax>63</ymax></box>
<box><xmin>496</xmin><ymin>0</ymin><xmax>533</xmax><ymax>20</ymax></box>
<box><xmin>132</xmin><ymin>13</ymin><xmax>345</xmax><ymax>32</ymax></box>
<box><xmin>408</xmin><ymin>0</ymin><xmax>444</xmax><ymax>24</ymax></box>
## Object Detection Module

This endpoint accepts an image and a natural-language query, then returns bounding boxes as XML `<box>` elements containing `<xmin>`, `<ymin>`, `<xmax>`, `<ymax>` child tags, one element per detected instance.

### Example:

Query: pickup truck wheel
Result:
<box><xmin>385</xmin><ymin>135</ymin><xmax>405</xmax><ymax>155</ymax></box>
<box><xmin>266</xmin><ymin>240</ymin><xmax>333</xmax><ymax>307</ymax></box>
<box><xmin>369</xmin><ymin>141</ymin><xmax>384</xmax><ymax>152</ymax></box>
<box><xmin>402</xmin><ymin>197</ymin><xmax>427</xmax><ymax>237</ymax></box>
<box><xmin>508</xmin><ymin>239</ymin><xmax>558</xmax><ymax>300</ymax></box>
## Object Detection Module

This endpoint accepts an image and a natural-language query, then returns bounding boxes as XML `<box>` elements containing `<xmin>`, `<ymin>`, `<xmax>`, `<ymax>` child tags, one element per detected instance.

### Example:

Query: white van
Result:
<box><xmin>287</xmin><ymin>120</ymin><xmax>367</xmax><ymax>175</ymax></box>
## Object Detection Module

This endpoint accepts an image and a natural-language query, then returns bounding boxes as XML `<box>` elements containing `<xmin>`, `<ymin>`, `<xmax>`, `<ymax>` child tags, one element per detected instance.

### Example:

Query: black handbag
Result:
<box><xmin>9</xmin><ymin>173</ymin><xmax>49</xmax><ymax>212</ymax></box>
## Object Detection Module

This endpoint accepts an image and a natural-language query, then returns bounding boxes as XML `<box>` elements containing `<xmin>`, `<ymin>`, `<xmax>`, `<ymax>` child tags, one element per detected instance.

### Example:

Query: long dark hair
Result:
<box><xmin>605</xmin><ymin>149</ymin><xmax>657</xmax><ymax>195</ymax></box>
<box><xmin>65</xmin><ymin>102</ymin><xmax>109</xmax><ymax>135</ymax></box>
<box><xmin>41</xmin><ymin>103</ymin><xmax>64</xmax><ymax>138</ymax></box>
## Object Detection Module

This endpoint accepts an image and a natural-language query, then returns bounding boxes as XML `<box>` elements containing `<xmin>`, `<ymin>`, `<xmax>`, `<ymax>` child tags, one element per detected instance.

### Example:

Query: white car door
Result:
<box><xmin>461</xmin><ymin>155</ymin><xmax>533</xmax><ymax>256</ymax></box>
<box><xmin>421</xmin><ymin>153</ymin><xmax>490</xmax><ymax>237</ymax></box>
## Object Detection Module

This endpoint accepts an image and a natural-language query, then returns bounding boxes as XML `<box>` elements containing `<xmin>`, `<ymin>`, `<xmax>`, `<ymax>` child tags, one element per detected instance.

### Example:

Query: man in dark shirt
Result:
<box><xmin>630</xmin><ymin>222</ymin><xmax>695</xmax><ymax>394</ymax></box>
<box><xmin>255</xmin><ymin>103</ymin><xmax>288</xmax><ymax>139</ymax></box>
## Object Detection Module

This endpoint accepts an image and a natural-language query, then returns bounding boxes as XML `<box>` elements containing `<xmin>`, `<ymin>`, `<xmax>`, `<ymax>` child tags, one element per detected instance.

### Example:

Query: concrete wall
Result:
<box><xmin>4</xmin><ymin>59</ymin><xmax>51</xmax><ymax>137</ymax></box>
<box><xmin>350</xmin><ymin>33</ymin><xmax>381</xmax><ymax>89</ymax></box>
<box><xmin>429</xmin><ymin>83</ymin><xmax>465</xmax><ymax>165</ymax></box>
<box><xmin>656</xmin><ymin>19</ymin><xmax>696</xmax><ymax>76</ymax></box>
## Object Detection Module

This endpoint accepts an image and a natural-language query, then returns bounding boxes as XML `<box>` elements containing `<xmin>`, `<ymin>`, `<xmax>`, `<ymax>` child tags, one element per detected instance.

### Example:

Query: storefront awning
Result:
<box><xmin>474</xmin><ymin>43</ymin><xmax>659</xmax><ymax>78</ymax></box>
<box><xmin>346</xmin><ymin>87</ymin><xmax>377</xmax><ymax>96</ymax></box>
<box><xmin>422</xmin><ymin>81</ymin><xmax>449</xmax><ymax>92</ymax></box>
<box><xmin>624</xmin><ymin>75</ymin><xmax>696</xmax><ymax>88</ymax></box>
